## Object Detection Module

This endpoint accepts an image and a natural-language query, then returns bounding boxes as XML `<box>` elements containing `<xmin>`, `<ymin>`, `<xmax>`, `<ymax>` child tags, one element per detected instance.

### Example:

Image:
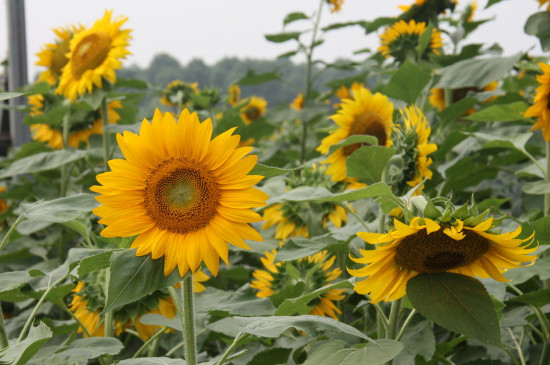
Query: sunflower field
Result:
<box><xmin>1</xmin><ymin>0</ymin><xmax>550</xmax><ymax>364</ymax></box>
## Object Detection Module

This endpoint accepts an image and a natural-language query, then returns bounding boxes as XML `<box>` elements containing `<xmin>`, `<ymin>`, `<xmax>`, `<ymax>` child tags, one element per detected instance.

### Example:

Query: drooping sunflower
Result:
<box><xmin>36</xmin><ymin>25</ymin><xmax>83</xmax><ymax>85</ymax></box>
<box><xmin>379</xmin><ymin>20</ymin><xmax>443</xmax><ymax>63</ymax></box>
<box><xmin>91</xmin><ymin>109</ymin><xmax>268</xmax><ymax>277</ymax></box>
<box><xmin>228</xmin><ymin>84</ymin><xmax>241</xmax><ymax>107</ymax></box>
<box><xmin>524</xmin><ymin>63</ymin><xmax>550</xmax><ymax>142</ymax></box>
<box><xmin>327</xmin><ymin>0</ymin><xmax>344</xmax><ymax>13</ymax></box>
<box><xmin>28</xmin><ymin>94</ymin><xmax>122</xmax><ymax>149</ymax></box>
<box><xmin>251</xmin><ymin>250</ymin><xmax>345</xmax><ymax>319</ymax></box>
<box><xmin>56</xmin><ymin>10</ymin><xmax>132</xmax><ymax>101</ymax></box>
<box><xmin>538</xmin><ymin>0</ymin><xmax>550</xmax><ymax>11</ymax></box>
<box><xmin>240</xmin><ymin>96</ymin><xmax>267</xmax><ymax>125</ymax></box>
<box><xmin>349</xmin><ymin>216</ymin><xmax>537</xmax><ymax>303</ymax></box>
<box><xmin>160</xmin><ymin>80</ymin><xmax>200</xmax><ymax>108</ymax></box>
<box><xmin>429</xmin><ymin>81</ymin><xmax>499</xmax><ymax>115</ymax></box>
<box><xmin>290</xmin><ymin>93</ymin><xmax>304</xmax><ymax>111</ymax></box>
<box><xmin>318</xmin><ymin>86</ymin><xmax>394</xmax><ymax>182</ymax></box>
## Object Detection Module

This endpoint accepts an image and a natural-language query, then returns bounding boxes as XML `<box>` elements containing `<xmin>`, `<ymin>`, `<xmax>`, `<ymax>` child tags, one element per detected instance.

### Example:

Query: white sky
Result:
<box><xmin>0</xmin><ymin>0</ymin><xmax>544</xmax><ymax>80</ymax></box>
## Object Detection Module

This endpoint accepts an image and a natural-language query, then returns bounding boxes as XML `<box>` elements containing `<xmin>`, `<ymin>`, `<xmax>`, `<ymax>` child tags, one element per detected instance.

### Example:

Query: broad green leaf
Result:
<box><xmin>302</xmin><ymin>341</ymin><xmax>347</xmax><ymax>365</ymax></box>
<box><xmin>114</xmin><ymin>78</ymin><xmax>149</xmax><ymax>89</ymax></box>
<box><xmin>0</xmin><ymin>150</ymin><xmax>89</xmax><ymax>178</ymax></box>
<box><xmin>521</xmin><ymin>216</ymin><xmax>550</xmax><ymax>245</ymax></box>
<box><xmin>322</xmin><ymin>20</ymin><xmax>367</xmax><ymax>32</ymax></box>
<box><xmin>416</xmin><ymin>23</ymin><xmax>434</xmax><ymax>59</ymax></box>
<box><xmin>465</xmin><ymin>102</ymin><xmax>530</xmax><ymax>122</ymax></box>
<box><xmin>407</xmin><ymin>273</ymin><xmax>501</xmax><ymax>346</ymax></box>
<box><xmin>0</xmin><ymin>322</ymin><xmax>52</xmax><ymax>365</ymax></box>
<box><xmin>438</xmin><ymin>97</ymin><xmax>478</xmax><ymax>125</ymax></box>
<box><xmin>195</xmin><ymin>287</ymin><xmax>276</xmax><ymax>316</ymax></box>
<box><xmin>275</xmin><ymin>280</ymin><xmax>354</xmax><ymax>316</ymax></box>
<box><xmin>393</xmin><ymin>320</ymin><xmax>436</xmax><ymax>364</ymax></box>
<box><xmin>250</xmin><ymin>164</ymin><xmax>299</xmax><ymax>178</ymax></box>
<box><xmin>525</xmin><ymin>12</ymin><xmax>550</xmax><ymax>51</ymax></box>
<box><xmin>117</xmin><ymin>358</ymin><xmax>185</xmax><ymax>365</ymax></box>
<box><xmin>22</xmin><ymin>105</ymin><xmax>68</xmax><ymax>127</ymax></box>
<box><xmin>72</xmin><ymin>249</ymin><xmax>117</xmax><ymax>278</ymax></box>
<box><xmin>234</xmin><ymin>314</ymin><xmax>372</xmax><ymax>340</ymax></box>
<box><xmin>80</xmin><ymin>87</ymin><xmax>106</xmax><ymax>110</ymax></box>
<box><xmin>509</xmin><ymin>289</ymin><xmax>550</xmax><ymax>307</ymax></box>
<box><xmin>0</xmin><ymin>91</ymin><xmax>26</xmax><ymax>101</ymax></box>
<box><xmin>441</xmin><ymin>156</ymin><xmax>498</xmax><ymax>195</ymax></box>
<box><xmin>276</xmin><ymin>236</ymin><xmax>343</xmax><ymax>262</ymax></box>
<box><xmin>0</xmin><ymin>271</ymin><xmax>32</xmax><ymax>301</ymax></box>
<box><xmin>62</xmin><ymin>219</ymin><xmax>92</xmax><ymax>242</ymax></box>
<box><xmin>360</xmin><ymin>17</ymin><xmax>395</xmax><ymax>34</ymax></box>
<box><xmin>325</xmin><ymin>72</ymin><xmax>368</xmax><ymax>89</ymax></box>
<box><xmin>238</xmin><ymin>69</ymin><xmax>282</xmax><ymax>85</ymax></box>
<box><xmin>265</xmin><ymin>32</ymin><xmax>301</xmax><ymax>43</ymax></box>
<box><xmin>347</xmin><ymin>146</ymin><xmax>396</xmax><ymax>182</ymax></box>
<box><xmin>434</xmin><ymin>55</ymin><xmax>521</xmax><ymax>89</ymax></box>
<box><xmin>103</xmin><ymin>249</ymin><xmax>181</xmax><ymax>313</ymax></box>
<box><xmin>327</xmin><ymin>135</ymin><xmax>379</xmax><ymax>154</ymax></box>
<box><xmin>249</xmin><ymin>348</ymin><xmax>291</xmax><ymax>365</ymax></box>
<box><xmin>470</xmin><ymin>131</ymin><xmax>533</xmax><ymax>152</ymax></box>
<box><xmin>303</xmin><ymin>339</ymin><xmax>404</xmax><ymax>365</ymax></box>
<box><xmin>30</xmin><ymin>337</ymin><xmax>123</xmax><ymax>364</ymax></box>
<box><xmin>523</xmin><ymin>181</ymin><xmax>550</xmax><ymax>195</ymax></box>
<box><xmin>383</xmin><ymin>60</ymin><xmax>431</xmax><ymax>104</ymax></box>
<box><xmin>21</xmin><ymin>194</ymin><xmax>99</xmax><ymax>223</ymax></box>
<box><xmin>283</xmin><ymin>12</ymin><xmax>308</xmax><ymax>25</ymax></box>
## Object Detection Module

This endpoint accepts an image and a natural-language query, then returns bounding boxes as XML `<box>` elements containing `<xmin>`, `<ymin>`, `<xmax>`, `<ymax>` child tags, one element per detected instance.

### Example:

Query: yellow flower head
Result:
<box><xmin>333</xmin><ymin>82</ymin><xmax>365</xmax><ymax>109</ymax></box>
<box><xmin>379</xmin><ymin>20</ymin><xmax>443</xmax><ymax>63</ymax></box>
<box><xmin>524</xmin><ymin>63</ymin><xmax>550</xmax><ymax>141</ymax></box>
<box><xmin>538</xmin><ymin>0</ymin><xmax>550</xmax><ymax>11</ymax></box>
<box><xmin>251</xmin><ymin>250</ymin><xmax>346</xmax><ymax>319</ymax></box>
<box><xmin>290</xmin><ymin>93</ymin><xmax>304</xmax><ymax>111</ymax></box>
<box><xmin>327</xmin><ymin>0</ymin><xmax>344</xmax><ymax>13</ymax></box>
<box><xmin>160</xmin><ymin>80</ymin><xmax>200</xmax><ymax>107</ymax></box>
<box><xmin>317</xmin><ymin>86</ymin><xmax>394</xmax><ymax>182</ymax></box>
<box><xmin>91</xmin><ymin>109</ymin><xmax>268</xmax><ymax>277</ymax></box>
<box><xmin>241</xmin><ymin>96</ymin><xmax>267</xmax><ymax>125</ymax></box>
<box><xmin>56</xmin><ymin>10</ymin><xmax>132</xmax><ymax>101</ymax></box>
<box><xmin>429</xmin><ymin>81</ymin><xmax>499</xmax><ymax>115</ymax></box>
<box><xmin>35</xmin><ymin>24</ymin><xmax>83</xmax><ymax>85</ymax></box>
<box><xmin>349</xmin><ymin>217</ymin><xmax>537</xmax><ymax>303</ymax></box>
<box><xmin>228</xmin><ymin>84</ymin><xmax>241</xmax><ymax>107</ymax></box>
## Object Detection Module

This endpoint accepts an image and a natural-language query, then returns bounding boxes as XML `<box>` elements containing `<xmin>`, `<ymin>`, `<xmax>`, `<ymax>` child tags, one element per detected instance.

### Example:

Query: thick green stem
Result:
<box><xmin>169</xmin><ymin>275</ymin><xmax>197</xmax><ymax>365</ymax></box>
<box><xmin>101</xmin><ymin>97</ymin><xmax>110</xmax><ymax>171</ymax></box>
<box><xmin>132</xmin><ymin>327</ymin><xmax>167</xmax><ymax>358</ymax></box>
<box><xmin>386</xmin><ymin>299</ymin><xmax>401</xmax><ymax>340</ymax></box>
<box><xmin>0</xmin><ymin>303</ymin><xmax>8</xmax><ymax>348</ymax></box>
<box><xmin>60</xmin><ymin>112</ymin><xmax>70</xmax><ymax>196</ymax></box>
<box><xmin>395</xmin><ymin>309</ymin><xmax>416</xmax><ymax>341</ymax></box>
<box><xmin>540</xmin><ymin>340</ymin><xmax>550</xmax><ymax>365</ymax></box>
<box><xmin>507</xmin><ymin>328</ymin><xmax>526</xmax><ymax>365</ymax></box>
<box><xmin>545</xmin><ymin>140</ymin><xmax>550</xmax><ymax>216</ymax></box>
<box><xmin>103</xmin><ymin>268</ymin><xmax>114</xmax><ymax>339</ymax></box>
<box><xmin>216</xmin><ymin>332</ymin><xmax>251</xmax><ymax>365</ymax></box>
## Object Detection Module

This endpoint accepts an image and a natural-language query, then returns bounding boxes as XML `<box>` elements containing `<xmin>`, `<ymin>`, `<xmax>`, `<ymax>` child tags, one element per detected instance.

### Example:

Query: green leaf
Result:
<box><xmin>322</xmin><ymin>20</ymin><xmax>367</xmax><ymax>32</ymax></box>
<box><xmin>117</xmin><ymin>358</ymin><xmax>185</xmax><ymax>365</ymax></box>
<box><xmin>238</xmin><ymin>69</ymin><xmax>282</xmax><ymax>85</ymax></box>
<box><xmin>276</xmin><ymin>236</ymin><xmax>341</xmax><ymax>262</ymax></box>
<box><xmin>249</xmin><ymin>348</ymin><xmax>291</xmax><ymax>365</ymax></box>
<box><xmin>283</xmin><ymin>12</ymin><xmax>308</xmax><ymax>25</ymax></box>
<box><xmin>523</xmin><ymin>181</ymin><xmax>550</xmax><ymax>195</ymax></box>
<box><xmin>383</xmin><ymin>60</ymin><xmax>431</xmax><ymax>104</ymax></box>
<box><xmin>327</xmin><ymin>135</ymin><xmax>379</xmax><ymax>155</ymax></box>
<box><xmin>114</xmin><ymin>78</ymin><xmax>149</xmax><ymax>89</ymax></box>
<box><xmin>62</xmin><ymin>219</ymin><xmax>92</xmax><ymax>242</ymax></box>
<box><xmin>470</xmin><ymin>131</ymin><xmax>533</xmax><ymax>151</ymax></box>
<box><xmin>0</xmin><ymin>322</ymin><xmax>52</xmax><ymax>365</ymax></box>
<box><xmin>196</xmin><ymin>287</ymin><xmax>276</xmax><ymax>316</ymax></box>
<box><xmin>325</xmin><ymin>72</ymin><xmax>368</xmax><ymax>89</ymax></box>
<box><xmin>525</xmin><ymin>12</ymin><xmax>550</xmax><ymax>51</ymax></box>
<box><xmin>0</xmin><ymin>91</ymin><xmax>26</xmax><ymax>101</ymax></box>
<box><xmin>360</xmin><ymin>17</ymin><xmax>395</xmax><ymax>34</ymax></box>
<box><xmin>32</xmin><ymin>337</ymin><xmax>123</xmax><ymax>364</ymax></box>
<box><xmin>72</xmin><ymin>249</ymin><xmax>117</xmax><ymax>279</ymax></box>
<box><xmin>0</xmin><ymin>150</ymin><xmax>89</xmax><ymax>179</ymax></box>
<box><xmin>486</xmin><ymin>0</ymin><xmax>506</xmax><ymax>8</ymax></box>
<box><xmin>407</xmin><ymin>273</ymin><xmax>502</xmax><ymax>346</ymax></box>
<box><xmin>416</xmin><ymin>23</ymin><xmax>434</xmax><ymax>57</ymax></box>
<box><xmin>434</xmin><ymin>55</ymin><xmax>521</xmax><ymax>89</ymax></box>
<box><xmin>22</xmin><ymin>105</ymin><xmax>69</xmax><ymax>127</ymax></box>
<box><xmin>264</xmin><ymin>32</ymin><xmax>301</xmax><ymax>43</ymax></box>
<box><xmin>465</xmin><ymin>102</ymin><xmax>530</xmax><ymax>122</ymax></box>
<box><xmin>438</xmin><ymin>97</ymin><xmax>478</xmax><ymax>125</ymax></box>
<box><xmin>234</xmin><ymin>314</ymin><xmax>372</xmax><ymax>340</ymax></box>
<box><xmin>521</xmin><ymin>216</ymin><xmax>550</xmax><ymax>245</ymax></box>
<box><xmin>0</xmin><ymin>271</ymin><xmax>32</xmax><ymax>295</ymax></box>
<box><xmin>21</xmin><ymin>194</ymin><xmax>99</xmax><ymax>223</ymax></box>
<box><xmin>303</xmin><ymin>339</ymin><xmax>404</xmax><ymax>365</ymax></box>
<box><xmin>346</xmin><ymin>146</ymin><xmax>396</xmax><ymax>182</ymax></box>
<box><xmin>509</xmin><ymin>289</ymin><xmax>550</xmax><ymax>307</ymax></box>
<box><xmin>103</xmin><ymin>249</ymin><xmax>181</xmax><ymax>313</ymax></box>
<box><xmin>275</xmin><ymin>280</ymin><xmax>353</xmax><ymax>316</ymax></box>
<box><xmin>250</xmin><ymin>164</ymin><xmax>299</xmax><ymax>178</ymax></box>
<box><xmin>80</xmin><ymin>87</ymin><xmax>105</xmax><ymax>110</ymax></box>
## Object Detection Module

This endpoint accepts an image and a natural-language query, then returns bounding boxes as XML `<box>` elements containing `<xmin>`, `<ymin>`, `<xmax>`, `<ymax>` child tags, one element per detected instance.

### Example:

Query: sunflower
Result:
<box><xmin>251</xmin><ymin>250</ymin><xmax>345</xmax><ymax>319</ymax></box>
<box><xmin>36</xmin><ymin>25</ymin><xmax>83</xmax><ymax>85</ymax></box>
<box><xmin>399</xmin><ymin>0</ymin><xmax>457</xmax><ymax>24</ymax></box>
<box><xmin>228</xmin><ymin>84</ymin><xmax>241</xmax><ymax>107</ymax></box>
<box><xmin>290</xmin><ymin>93</ymin><xmax>304</xmax><ymax>111</ymax></box>
<box><xmin>160</xmin><ymin>80</ymin><xmax>200</xmax><ymax>108</ymax></box>
<box><xmin>240</xmin><ymin>96</ymin><xmax>267</xmax><ymax>125</ymax></box>
<box><xmin>327</xmin><ymin>0</ymin><xmax>344</xmax><ymax>13</ymax></box>
<box><xmin>524</xmin><ymin>63</ymin><xmax>550</xmax><ymax>142</ymax></box>
<box><xmin>538</xmin><ymin>0</ymin><xmax>550</xmax><ymax>11</ymax></box>
<box><xmin>317</xmin><ymin>86</ymin><xmax>394</xmax><ymax>182</ymax></box>
<box><xmin>379</xmin><ymin>20</ymin><xmax>443</xmax><ymax>63</ymax></box>
<box><xmin>56</xmin><ymin>10</ymin><xmax>132</xmax><ymax>101</ymax></box>
<box><xmin>91</xmin><ymin>109</ymin><xmax>268</xmax><ymax>277</ymax></box>
<box><xmin>429</xmin><ymin>81</ymin><xmax>499</xmax><ymax>115</ymax></box>
<box><xmin>349</xmin><ymin>216</ymin><xmax>537</xmax><ymax>303</ymax></box>
<box><xmin>29</xmin><ymin>94</ymin><xmax>121</xmax><ymax>149</ymax></box>
<box><xmin>333</xmin><ymin>82</ymin><xmax>365</xmax><ymax>109</ymax></box>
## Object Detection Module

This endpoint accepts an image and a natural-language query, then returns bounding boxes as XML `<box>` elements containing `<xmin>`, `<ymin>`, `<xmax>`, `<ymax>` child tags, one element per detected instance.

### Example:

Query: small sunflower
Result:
<box><xmin>160</xmin><ymin>80</ymin><xmax>200</xmax><ymax>108</ymax></box>
<box><xmin>318</xmin><ymin>86</ymin><xmax>394</xmax><ymax>182</ymax></box>
<box><xmin>538</xmin><ymin>0</ymin><xmax>550</xmax><ymax>11</ymax></box>
<box><xmin>379</xmin><ymin>20</ymin><xmax>443</xmax><ymax>63</ymax></box>
<box><xmin>327</xmin><ymin>0</ymin><xmax>344</xmax><ymax>13</ymax></box>
<box><xmin>36</xmin><ymin>25</ymin><xmax>83</xmax><ymax>85</ymax></box>
<box><xmin>524</xmin><ymin>63</ymin><xmax>550</xmax><ymax>142</ymax></box>
<box><xmin>251</xmin><ymin>250</ymin><xmax>345</xmax><ymax>319</ymax></box>
<box><xmin>290</xmin><ymin>93</ymin><xmax>304</xmax><ymax>111</ymax></box>
<box><xmin>56</xmin><ymin>10</ymin><xmax>132</xmax><ymax>101</ymax></box>
<box><xmin>240</xmin><ymin>96</ymin><xmax>267</xmax><ymax>125</ymax></box>
<box><xmin>91</xmin><ymin>109</ymin><xmax>268</xmax><ymax>277</ymax></box>
<box><xmin>349</xmin><ymin>216</ymin><xmax>537</xmax><ymax>303</ymax></box>
<box><xmin>228</xmin><ymin>84</ymin><xmax>241</xmax><ymax>107</ymax></box>
<box><xmin>29</xmin><ymin>94</ymin><xmax>121</xmax><ymax>149</ymax></box>
<box><xmin>429</xmin><ymin>81</ymin><xmax>499</xmax><ymax>115</ymax></box>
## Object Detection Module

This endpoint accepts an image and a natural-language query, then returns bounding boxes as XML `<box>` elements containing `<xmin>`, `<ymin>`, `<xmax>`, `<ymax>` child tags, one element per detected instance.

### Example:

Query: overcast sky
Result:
<box><xmin>0</xmin><ymin>0</ymin><xmax>544</xmax><ymax>81</ymax></box>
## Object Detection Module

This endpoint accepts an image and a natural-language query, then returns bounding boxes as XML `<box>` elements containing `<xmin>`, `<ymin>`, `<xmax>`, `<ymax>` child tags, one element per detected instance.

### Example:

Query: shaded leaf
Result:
<box><xmin>250</xmin><ymin>164</ymin><xmax>299</xmax><ymax>178</ymax></box>
<box><xmin>30</xmin><ymin>337</ymin><xmax>123</xmax><ymax>365</ymax></box>
<box><xmin>0</xmin><ymin>150</ymin><xmax>89</xmax><ymax>179</ymax></box>
<box><xmin>523</xmin><ymin>181</ymin><xmax>550</xmax><ymax>195</ymax></box>
<box><xmin>238</xmin><ymin>69</ymin><xmax>282</xmax><ymax>85</ymax></box>
<box><xmin>327</xmin><ymin>135</ymin><xmax>378</xmax><ymax>155</ymax></box>
<box><xmin>525</xmin><ymin>12</ymin><xmax>550</xmax><ymax>51</ymax></box>
<box><xmin>0</xmin><ymin>322</ymin><xmax>52</xmax><ymax>365</ymax></box>
<box><xmin>509</xmin><ymin>289</ymin><xmax>550</xmax><ymax>307</ymax></box>
<box><xmin>303</xmin><ymin>339</ymin><xmax>404</xmax><ymax>365</ymax></box>
<box><xmin>465</xmin><ymin>102</ymin><xmax>530</xmax><ymax>122</ymax></box>
<box><xmin>0</xmin><ymin>91</ymin><xmax>26</xmax><ymax>101</ymax></box>
<box><xmin>283</xmin><ymin>12</ymin><xmax>308</xmax><ymax>25</ymax></box>
<box><xmin>264</xmin><ymin>32</ymin><xmax>301</xmax><ymax>43</ymax></box>
<box><xmin>21</xmin><ymin>194</ymin><xmax>98</xmax><ymax>224</ymax></box>
<box><xmin>384</xmin><ymin>61</ymin><xmax>431</xmax><ymax>104</ymax></box>
<box><xmin>347</xmin><ymin>146</ymin><xmax>396</xmax><ymax>182</ymax></box>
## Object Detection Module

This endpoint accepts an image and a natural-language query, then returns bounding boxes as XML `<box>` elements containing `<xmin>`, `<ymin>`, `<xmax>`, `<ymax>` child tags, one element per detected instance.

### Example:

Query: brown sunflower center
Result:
<box><xmin>51</xmin><ymin>39</ymin><xmax>71</xmax><ymax>77</ymax></box>
<box><xmin>144</xmin><ymin>158</ymin><xmax>220</xmax><ymax>234</ymax></box>
<box><xmin>394</xmin><ymin>228</ymin><xmax>490</xmax><ymax>273</ymax></box>
<box><xmin>342</xmin><ymin>111</ymin><xmax>387</xmax><ymax>156</ymax></box>
<box><xmin>245</xmin><ymin>106</ymin><xmax>261</xmax><ymax>123</ymax></box>
<box><xmin>71</xmin><ymin>32</ymin><xmax>112</xmax><ymax>79</ymax></box>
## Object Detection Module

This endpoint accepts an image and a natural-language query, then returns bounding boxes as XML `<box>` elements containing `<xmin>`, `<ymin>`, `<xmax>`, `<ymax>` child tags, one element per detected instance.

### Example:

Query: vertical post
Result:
<box><xmin>6</xmin><ymin>0</ymin><xmax>31</xmax><ymax>148</ymax></box>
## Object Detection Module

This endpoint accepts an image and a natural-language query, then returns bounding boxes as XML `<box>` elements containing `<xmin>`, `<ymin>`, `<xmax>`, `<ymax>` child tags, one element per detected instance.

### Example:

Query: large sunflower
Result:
<box><xmin>349</xmin><ymin>217</ymin><xmax>537</xmax><ymax>303</ymax></box>
<box><xmin>251</xmin><ymin>250</ymin><xmax>345</xmax><ymax>319</ymax></box>
<box><xmin>91</xmin><ymin>109</ymin><xmax>268</xmax><ymax>277</ymax></box>
<box><xmin>56</xmin><ymin>10</ymin><xmax>132</xmax><ymax>101</ymax></box>
<box><xmin>429</xmin><ymin>81</ymin><xmax>498</xmax><ymax>115</ymax></box>
<box><xmin>379</xmin><ymin>20</ymin><xmax>443</xmax><ymax>63</ymax></box>
<box><xmin>524</xmin><ymin>62</ymin><xmax>550</xmax><ymax>142</ymax></box>
<box><xmin>36</xmin><ymin>25</ymin><xmax>83</xmax><ymax>85</ymax></box>
<box><xmin>318</xmin><ymin>86</ymin><xmax>394</xmax><ymax>182</ymax></box>
<box><xmin>28</xmin><ymin>94</ymin><xmax>121</xmax><ymax>149</ymax></box>
<box><xmin>240</xmin><ymin>96</ymin><xmax>267</xmax><ymax>125</ymax></box>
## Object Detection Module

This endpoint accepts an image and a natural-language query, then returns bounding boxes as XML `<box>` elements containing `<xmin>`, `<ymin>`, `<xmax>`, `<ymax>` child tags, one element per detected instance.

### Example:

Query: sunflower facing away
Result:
<box><xmin>35</xmin><ymin>25</ymin><xmax>83</xmax><ymax>85</ymax></box>
<box><xmin>251</xmin><ymin>250</ymin><xmax>346</xmax><ymax>319</ymax></box>
<box><xmin>56</xmin><ymin>10</ymin><xmax>132</xmax><ymax>101</ymax></box>
<box><xmin>349</xmin><ymin>216</ymin><xmax>537</xmax><ymax>303</ymax></box>
<box><xmin>228</xmin><ymin>84</ymin><xmax>241</xmax><ymax>107</ymax></box>
<box><xmin>240</xmin><ymin>96</ymin><xmax>267</xmax><ymax>125</ymax></box>
<box><xmin>91</xmin><ymin>109</ymin><xmax>268</xmax><ymax>277</ymax></box>
<box><xmin>379</xmin><ymin>20</ymin><xmax>443</xmax><ymax>63</ymax></box>
<box><xmin>317</xmin><ymin>86</ymin><xmax>394</xmax><ymax>182</ymax></box>
<box><xmin>160</xmin><ymin>80</ymin><xmax>200</xmax><ymax>108</ymax></box>
<box><xmin>429</xmin><ymin>81</ymin><xmax>499</xmax><ymax>115</ymax></box>
<box><xmin>524</xmin><ymin>62</ymin><xmax>550</xmax><ymax>141</ymax></box>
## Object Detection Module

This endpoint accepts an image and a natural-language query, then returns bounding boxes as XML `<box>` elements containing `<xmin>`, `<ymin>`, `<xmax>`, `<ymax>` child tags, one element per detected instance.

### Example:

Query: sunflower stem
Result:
<box><xmin>507</xmin><ymin>328</ymin><xmax>526</xmax><ymax>365</ymax></box>
<box><xmin>395</xmin><ymin>308</ymin><xmax>416</xmax><ymax>341</ymax></box>
<box><xmin>103</xmin><ymin>268</ymin><xmax>115</xmax><ymax>342</ymax></box>
<box><xmin>343</xmin><ymin>203</ymin><xmax>370</xmax><ymax>231</ymax></box>
<box><xmin>216</xmin><ymin>332</ymin><xmax>251</xmax><ymax>365</ymax></box>
<box><xmin>101</xmin><ymin>97</ymin><xmax>110</xmax><ymax>171</ymax></box>
<box><xmin>540</xmin><ymin>340</ymin><xmax>550</xmax><ymax>365</ymax></box>
<box><xmin>386</xmin><ymin>299</ymin><xmax>401</xmax><ymax>340</ymax></box>
<box><xmin>132</xmin><ymin>326</ymin><xmax>167</xmax><ymax>358</ymax></box>
<box><xmin>169</xmin><ymin>275</ymin><xmax>197</xmax><ymax>365</ymax></box>
<box><xmin>544</xmin><ymin>140</ymin><xmax>550</xmax><ymax>216</ymax></box>
<box><xmin>0</xmin><ymin>303</ymin><xmax>8</xmax><ymax>349</ymax></box>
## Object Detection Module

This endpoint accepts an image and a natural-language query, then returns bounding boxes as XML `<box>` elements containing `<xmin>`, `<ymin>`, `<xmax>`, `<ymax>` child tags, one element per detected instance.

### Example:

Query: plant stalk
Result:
<box><xmin>0</xmin><ymin>303</ymin><xmax>8</xmax><ymax>349</ymax></box>
<box><xmin>101</xmin><ymin>97</ymin><xmax>110</xmax><ymax>171</ymax></box>
<box><xmin>169</xmin><ymin>275</ymin><xmax>197</xmax><ymax>365</ymax></box>
<box><xmin>216</xmin><ymin>332</ymin><xmax>251</xmax><ymax>365</ymax></box>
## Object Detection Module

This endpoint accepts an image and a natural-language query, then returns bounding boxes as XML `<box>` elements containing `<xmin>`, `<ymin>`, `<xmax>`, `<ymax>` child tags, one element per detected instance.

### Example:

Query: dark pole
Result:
<box><xmin>6</xmin><ymin>0</ymin><xmax>31</xmax><ymax>148</ymax></box>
